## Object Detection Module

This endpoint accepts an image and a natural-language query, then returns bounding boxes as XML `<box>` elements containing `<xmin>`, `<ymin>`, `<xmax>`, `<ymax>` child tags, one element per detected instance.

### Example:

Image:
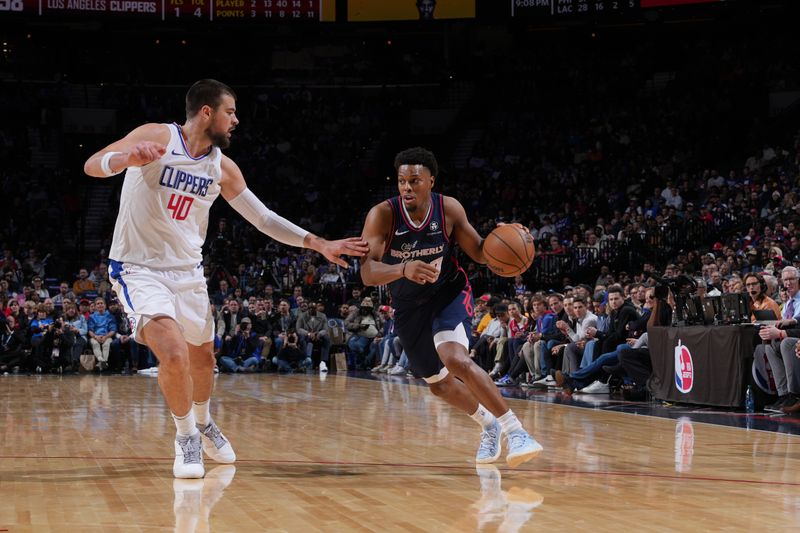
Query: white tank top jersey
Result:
<box><xmin>109</xmin><ymin>123</ymin><xmax>223</xmax><ymax>270</ymax></box>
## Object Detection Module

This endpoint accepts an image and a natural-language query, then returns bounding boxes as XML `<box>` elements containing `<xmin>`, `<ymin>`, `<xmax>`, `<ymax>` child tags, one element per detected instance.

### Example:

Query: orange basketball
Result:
<box><xmin>483</xmin><ymin>225</ymin><xmax>536</xmax><ymax>277</ymax></box>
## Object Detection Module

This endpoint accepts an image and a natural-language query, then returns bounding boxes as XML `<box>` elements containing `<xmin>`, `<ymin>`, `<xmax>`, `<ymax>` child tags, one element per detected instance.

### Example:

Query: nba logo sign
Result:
<box><xmin>674</xmin><ymin>340</ymin><xmax>694</xmax><ymax>393</ymax></box>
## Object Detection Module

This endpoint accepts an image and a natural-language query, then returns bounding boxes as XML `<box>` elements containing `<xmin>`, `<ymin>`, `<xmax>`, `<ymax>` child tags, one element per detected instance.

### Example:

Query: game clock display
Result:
<box><xmin>7</xmin><ymin>0</ymin><xmax>335</xmax><ymax>20</ymax></box>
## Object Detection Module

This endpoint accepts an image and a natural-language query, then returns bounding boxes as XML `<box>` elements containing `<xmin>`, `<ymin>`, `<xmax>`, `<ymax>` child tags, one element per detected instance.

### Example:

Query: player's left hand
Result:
<box><xmin>316</xmin><ymin>237</ymin><xmax>369</xmax><ymax>268</ymax></box>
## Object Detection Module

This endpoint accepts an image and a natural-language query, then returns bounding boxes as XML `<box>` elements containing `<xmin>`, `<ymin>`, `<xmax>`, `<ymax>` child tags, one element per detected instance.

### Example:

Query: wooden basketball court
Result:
<box><xmin>1</xmin><ymin>373</ymin><xmax>798</xmax><ymax>532</ymax></box>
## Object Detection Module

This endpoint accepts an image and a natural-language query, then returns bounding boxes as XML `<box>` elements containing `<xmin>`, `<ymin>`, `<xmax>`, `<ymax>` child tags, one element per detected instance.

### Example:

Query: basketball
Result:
<box><xmin>483</xmin><ymin>225</ymin><xmax>535</xmax><ymax>277</ymax></box>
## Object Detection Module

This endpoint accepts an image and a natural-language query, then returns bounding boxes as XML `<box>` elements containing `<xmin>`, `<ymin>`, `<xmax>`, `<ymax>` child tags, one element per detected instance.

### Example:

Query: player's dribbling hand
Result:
<box><xmin>403</xmin><ymin>260</ymin><xmax>440</xmax><ymax>284</ymax></box>
<box><xmin>125</xmin><ymin>141</ymin><xmax>167</xmax><ymax>167</ymax></box>
<box><xmin>316</xmin><ymin>237</ymin><xmax>369</xmax><ymax>268</ymax></box>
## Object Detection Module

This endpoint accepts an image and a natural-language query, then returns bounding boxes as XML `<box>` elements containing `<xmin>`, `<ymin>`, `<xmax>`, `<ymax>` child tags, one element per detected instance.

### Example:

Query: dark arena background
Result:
<box><xmin>2</xmin><ymin>1</ymin><xmax>800</xmax><ymax>531</ymax></box>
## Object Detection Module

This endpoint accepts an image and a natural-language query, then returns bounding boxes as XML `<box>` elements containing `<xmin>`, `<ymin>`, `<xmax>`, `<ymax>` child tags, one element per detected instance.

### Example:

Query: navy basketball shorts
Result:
<box><xmin>393</xmin><ymin>285</ymin><xmax>474</xmax><ymax>384</ymax></box>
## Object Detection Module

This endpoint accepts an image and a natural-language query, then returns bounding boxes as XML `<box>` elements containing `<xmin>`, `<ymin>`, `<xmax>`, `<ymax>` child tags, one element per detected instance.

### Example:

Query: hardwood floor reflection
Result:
<box><xmin>0</xmin><ymin>373</ymin><xmax>799</xmax><ymax>532</ymax></box>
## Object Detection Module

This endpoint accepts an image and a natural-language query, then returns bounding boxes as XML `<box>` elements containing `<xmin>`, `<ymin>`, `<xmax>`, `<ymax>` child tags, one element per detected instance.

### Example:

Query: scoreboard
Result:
<box><xmin>512</xmin><ymin>0</ymin><xmax>638</xmax><ymax>17</ymax></box>
<box><xmin>511</xmin><ymin>0</ymin><xmax>722</xmax><ymax>17</ymax></box>
<box><xmin>3</xmin><ymin>0</ymin><xmax>336</xmax><ymax>20</ymax></box>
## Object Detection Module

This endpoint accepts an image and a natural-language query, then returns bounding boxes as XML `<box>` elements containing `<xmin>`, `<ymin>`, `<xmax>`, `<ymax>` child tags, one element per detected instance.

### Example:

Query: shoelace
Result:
<box><xmin>178</xmin><ymin>436</ymin><xmax>202</xmax><ymax>464</ymax></box>
<box><xmin>478</xmin><ymin>426</ymin><xmax>499</xmax><ymax>455</ymax></box>
<box><xmin>202</xmin><ymin>423</ymin><xmax>227</xmax><ymax>449</ymax></box>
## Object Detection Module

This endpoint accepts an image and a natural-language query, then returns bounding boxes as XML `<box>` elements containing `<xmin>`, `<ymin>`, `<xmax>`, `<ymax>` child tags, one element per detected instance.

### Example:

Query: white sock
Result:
<box><xmin>172</xmin><ymin>410</ymin><xmax>199</xmax><ymax>437</ymax></box>
<box><xmin>470</xmin><ymin>404</ymin><xmax>496</xmax><ymax>429</ymax></box>
<box><xmin>192</xmin><ymin>399</ymin><xmax>210</xmax><ymax>427</ymax></box>
<box><xmin>497</xmin><ymin>410</ymin><xmax>523</xmax><ymax>435</ymax></box>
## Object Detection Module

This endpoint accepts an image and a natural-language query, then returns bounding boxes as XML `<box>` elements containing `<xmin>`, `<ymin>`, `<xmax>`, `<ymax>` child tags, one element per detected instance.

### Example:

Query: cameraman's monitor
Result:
<box><xmin>721</xmin><ymin>292</ymin><xmax>750</xmax><ymax>324</ymax></box>
<box><xmin>702</xmin><ymin>296</ymin><xmax>720</xmax><ymax>325</ymax></box>
<box><xmin>684</xmin><ymin>295</ymin><xmax>704</xmax><ymax>325</ymax></box>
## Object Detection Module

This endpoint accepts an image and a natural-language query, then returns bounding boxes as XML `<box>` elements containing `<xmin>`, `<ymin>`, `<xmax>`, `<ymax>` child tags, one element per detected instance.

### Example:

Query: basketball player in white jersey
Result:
<box><xmin>83</xmin><ymin>79</ymin><xmax>368</xmax><ymax>478</ymax></box>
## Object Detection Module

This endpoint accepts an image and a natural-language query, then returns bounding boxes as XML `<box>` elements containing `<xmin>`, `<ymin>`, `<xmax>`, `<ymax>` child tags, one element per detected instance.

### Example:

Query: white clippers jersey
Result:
<box><xmin>109</xmin><ymin>123</ymin><xmax>222</xmax><ymax>270</ymax></box>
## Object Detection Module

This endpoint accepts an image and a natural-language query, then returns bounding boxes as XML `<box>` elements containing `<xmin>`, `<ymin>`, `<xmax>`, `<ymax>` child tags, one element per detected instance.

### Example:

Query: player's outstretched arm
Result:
<box><xmin>359</xmin><ymin>203</ymin><xmax>439</xmax><ymax>286</ymax></box>
<box><xmin>445</xmin><ymin>196</ymin><xmax>487</xmax><ymax>265</ymax></box>
<box><xmin>220</xmin><ymin>156</ymin><xmax>368</xmax><ymax>268</ymax></box>
<box><xmin>83</xmin><ymin>123</ymin><xmax>169</xmax><ymax>178</ymax></box>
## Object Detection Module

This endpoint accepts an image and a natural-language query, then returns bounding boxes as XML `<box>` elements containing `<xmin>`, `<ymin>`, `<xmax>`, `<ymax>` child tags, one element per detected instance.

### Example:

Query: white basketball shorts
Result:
<box><xmin>108</xmin><ymin>260</ymin><xmax>213</xmax><ymax>346</ymax></box>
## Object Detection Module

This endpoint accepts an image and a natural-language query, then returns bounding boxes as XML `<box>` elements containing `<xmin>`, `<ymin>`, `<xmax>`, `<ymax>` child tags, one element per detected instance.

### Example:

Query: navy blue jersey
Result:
<box><xmin>383</xmin><ymin>193</ymin><xmax>465</xmax><ymax>307</ymax></box>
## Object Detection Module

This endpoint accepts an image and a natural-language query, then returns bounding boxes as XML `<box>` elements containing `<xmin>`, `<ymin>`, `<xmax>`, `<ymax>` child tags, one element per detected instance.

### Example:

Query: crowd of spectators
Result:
<box><xmin>3</xmin><ymin>8</ymin><xmax>800</xmax><ymax>414</ymax></box>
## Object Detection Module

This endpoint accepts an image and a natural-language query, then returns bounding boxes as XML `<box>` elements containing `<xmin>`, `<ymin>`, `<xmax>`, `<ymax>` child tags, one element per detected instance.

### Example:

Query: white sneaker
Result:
<box><xmin>196</xmin><ymin>420</ymin><xmax>236</xmax><ymax>463</ymax></box>
<box><xmin>174</xmin><ymin>432</ymin><xmax>204</xmax><ymax>479</ymax></box>
<box><xmin>577</xmin><ymin>380</ymin><xmax>610</xmax><ymax>394</ymax></box>
<box><xmin>319</xmin><ymin>361</ymin><xmax>328</xmax><ymax>373</ymax></box>
<box><xmin>532</xmin><ymin>375</ymin><xmax>554</xmax><ymax>385</ymax></box>
<box><xmin>388</xmin><ymin>365</ymin><xmax>405</xmax><ymax>375</ymax></box>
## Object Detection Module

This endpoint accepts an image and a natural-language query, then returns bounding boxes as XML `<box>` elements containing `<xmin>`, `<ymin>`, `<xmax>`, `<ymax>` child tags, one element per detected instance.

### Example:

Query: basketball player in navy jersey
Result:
<box><xmin>83</xmin><ymin>79</ymin><xmax>368</xmax><ymax>478</ymax></box>
<box><xmin>359</xmin><ymin>147</ymin><xmax>542</xmax><ymax>466</ymax></box>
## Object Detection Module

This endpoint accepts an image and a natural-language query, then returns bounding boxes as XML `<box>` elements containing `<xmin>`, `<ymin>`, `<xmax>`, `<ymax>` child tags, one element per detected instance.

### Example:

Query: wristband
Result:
<box><xmin>100</xmin><ymin>151</ymin><xmax>123</xmax><ymax>176</ymax></box>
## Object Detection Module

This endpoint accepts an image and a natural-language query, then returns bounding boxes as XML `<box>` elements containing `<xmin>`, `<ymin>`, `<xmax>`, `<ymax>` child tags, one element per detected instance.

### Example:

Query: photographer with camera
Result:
<box><xmin>273</xmin><ymin>328</ymin><xmax>312</xmax><ymax>373</ymax></box>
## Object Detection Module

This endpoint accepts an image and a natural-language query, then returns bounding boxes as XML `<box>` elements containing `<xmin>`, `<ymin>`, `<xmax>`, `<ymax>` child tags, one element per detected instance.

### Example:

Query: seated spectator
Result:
<box><xmin>31</xmin><ymin>276</ymin><xmax>49</xmax><ymax>300</ymax></box>
<box><xmin>219</xmin><ymin>318</ymin><xmax>265</xmax><ymax>372</ymax></box>
<box><xmin>493</xmin><ymin>302</ymin><xmax>529</xmax><ymax>385</ymax></box>
<box><xmin>297</xmin><ymin>300</ymin><xmax>331</xmax><ymax>369</ymax></box>
<box><xmin>217</xmin><ymin>299</ymin><xmax>247</xmax><ymax>345</ymax></box>
<box><xmin>212</xmin><ymin>279</ymin><xmax>234</xmax><ymax>307</ymax></box>
<box><xmin>78</xmin><ymin>298</ymin><xmax>91</xmax><ymax>319</ymax></box>
<box><xmin>72</xmin><ymin>268</ymin><xmax>95</xmax><ymax>297</ymax></box>
<box><xmin>469</xmin><ymin>303</ymin><xmax>509</xmax><ymax>376</ymax></box>
<box><xmin>273</xmin><ymin>299</ymin><xmax>299</xmax><ymax>352</ymax></box>
<box><xmin>108</xmin><ymin>299</ymin><xmax>136</xmax><ymax>372</ymax></box>
<box><xmin>52</xmin><ymin>281</ymin><xmax>76</xmax><ymax>310</ymax></box>
<box><xmin>0</xmin><ymin>315</ymin><xmax>26</xmax><ymax>373</ymax></box>
<box><xmin>520</xmin><ymin>295</ymin><xmax>557</xmax><ymax>383</ymax></box>
<box><xmin>62</xmin><ymin>301</ymin><xmax>88</xmax><ymax>373</ymax></box>
<box><xmin>319</xmin><ymin>264</ymin><xmax>343</xmax><ymax>285</ymax></box>
<box><xmin>251</xmin><ymin>300</ymin><xmax>275</xmax><ymax>360</ymax></box>
<box><xmin>345</xmin><ymin>297</ymin><xmax>382</xmax><ymax>370</ymax></box>
<box><xmin>4</xmin><ymin>300</ymin><xmax>27</xmax><ymax>330</ymax></box>
<box><xmin>28</xmin><ymin>303</ymin><xmax>54</xmax><ymax>373</ymax></box>
<box><xmin>87</xmin><ymin>297</ymin><xmax>116</xmax><ymax>371</ymax></box>
<box><xmin>557</xmin><ymin>296</ymin><xmax>598</xmax><ymax>374</ymax></box>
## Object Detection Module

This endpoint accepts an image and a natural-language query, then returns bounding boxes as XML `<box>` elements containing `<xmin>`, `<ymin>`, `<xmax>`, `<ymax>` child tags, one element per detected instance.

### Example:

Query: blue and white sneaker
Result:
<box><xmin>476</xmin><ymin>418</ymin><xmax>502</xmax><ymax>464</ymax></box>
<box><xmin>506</xmin><ymin>430</ymin><xmax>543</xmax><ymax>467</ymax></box>
<box><xmin>494</xmin><ymin>375</ymin><xmax>517</xmax><ymax>387</ymax></box>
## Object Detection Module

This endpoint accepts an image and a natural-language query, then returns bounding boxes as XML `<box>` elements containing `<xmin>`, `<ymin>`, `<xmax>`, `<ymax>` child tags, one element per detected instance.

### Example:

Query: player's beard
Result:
<box><xmin>207</xmin><ymin>126</ymin><xmax>231</xmax><ymax>149</ymax></box>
